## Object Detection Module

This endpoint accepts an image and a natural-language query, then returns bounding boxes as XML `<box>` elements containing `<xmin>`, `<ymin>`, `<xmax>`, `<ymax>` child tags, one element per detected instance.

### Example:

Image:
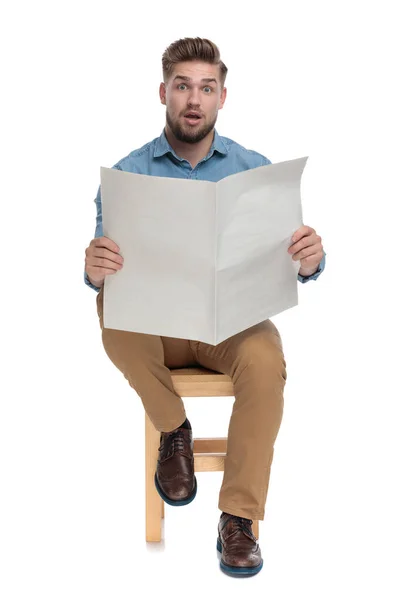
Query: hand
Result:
<box><xmin>288</xmin><ymin>225</ymin><xmax>324</xmax><ymax>277</ymax></box>
<box><xmin>85</xmin><ymin>236</ymin><xmax>124</xmax><ymax>287</ymax></box>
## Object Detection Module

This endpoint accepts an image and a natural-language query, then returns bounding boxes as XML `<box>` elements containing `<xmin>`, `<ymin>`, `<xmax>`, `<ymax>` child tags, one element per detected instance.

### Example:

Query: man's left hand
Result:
<box><xmin>288</xmin><ymin>225</ymin><xmax>324</xmax><ymax>277</ymax></box>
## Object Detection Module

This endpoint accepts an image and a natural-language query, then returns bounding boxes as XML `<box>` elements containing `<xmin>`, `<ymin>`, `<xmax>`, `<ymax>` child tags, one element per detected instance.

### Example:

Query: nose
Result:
<box><xmin>187</xmin><ymin>87</ymin><xmax>201</xmax><ymax>106</ymax></box>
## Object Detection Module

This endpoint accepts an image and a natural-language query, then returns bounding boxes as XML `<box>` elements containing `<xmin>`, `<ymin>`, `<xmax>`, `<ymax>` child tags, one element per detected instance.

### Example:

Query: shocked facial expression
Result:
<box><xmin>160</xmin><ymin>61</ymin><xmax>227</xmax><ymax>144</ymax></box>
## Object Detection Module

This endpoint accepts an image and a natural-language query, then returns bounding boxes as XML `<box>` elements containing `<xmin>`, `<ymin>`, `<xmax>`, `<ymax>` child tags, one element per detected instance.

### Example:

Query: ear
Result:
<box><xmin>219</xmin><ymin>87</ymin><xmax>227</xmax><ymax>110</ymax></box>
<box><xmin>159</xmin><ymin>82</ymin><xmax>166</xmax><ymax>105</ymax></box>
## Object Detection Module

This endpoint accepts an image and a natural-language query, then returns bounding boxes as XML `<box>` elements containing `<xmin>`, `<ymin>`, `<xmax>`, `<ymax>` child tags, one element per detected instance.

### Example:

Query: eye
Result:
<box><xmin>177</xmin><ymin>83</ymin><xmax>213</xmax><ymax>92</ymax></box>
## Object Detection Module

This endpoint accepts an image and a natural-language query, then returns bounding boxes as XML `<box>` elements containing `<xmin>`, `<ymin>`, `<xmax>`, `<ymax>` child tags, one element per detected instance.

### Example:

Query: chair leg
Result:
<box><xmin>145</xmin><ymin>412</ymin><xmax>163</xmax><ymax>541</ymax></box>
<box><xmin>253</xmin><ymin>520</ymin><xmax>259</xmax><ymax>539</ymax></box>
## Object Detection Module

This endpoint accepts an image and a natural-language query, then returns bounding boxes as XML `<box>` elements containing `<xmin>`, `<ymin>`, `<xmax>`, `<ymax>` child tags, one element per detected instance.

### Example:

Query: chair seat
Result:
<box><xmin>170</xmin><ymin>367</ymin><xmax>234</xmax><ymax>397</ymax></box>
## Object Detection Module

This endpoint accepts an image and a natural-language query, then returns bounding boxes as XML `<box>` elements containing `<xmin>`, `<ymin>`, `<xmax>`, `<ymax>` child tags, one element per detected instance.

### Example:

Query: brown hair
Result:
<box><xmin>162</xmin><ymin>37</ymin><xmax>228</xmax><ymax>88</ymax></box>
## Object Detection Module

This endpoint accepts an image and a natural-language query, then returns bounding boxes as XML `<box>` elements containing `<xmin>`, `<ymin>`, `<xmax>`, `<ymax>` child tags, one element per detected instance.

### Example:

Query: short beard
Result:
<box><xmin>166</xmin><ymin>109</ymin><xmax>217</xmax><ymax>144</ymax></box>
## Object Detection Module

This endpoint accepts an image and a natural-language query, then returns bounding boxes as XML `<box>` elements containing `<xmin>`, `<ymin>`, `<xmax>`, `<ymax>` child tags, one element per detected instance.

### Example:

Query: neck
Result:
<box><xmin>164</xmin><ymin>125</ymin><xmax>215</xmax><ymax>169</ymax></box>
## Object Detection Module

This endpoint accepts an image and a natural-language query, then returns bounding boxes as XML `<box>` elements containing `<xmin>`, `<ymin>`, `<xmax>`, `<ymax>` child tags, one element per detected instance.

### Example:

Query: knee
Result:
<box><xmin>235</xmin><ymin>339</ymin><xmax>287</xmax><ymax>382</ymax></box>
<box><xmin>101</xmin><ymin>328</ymin><xmax>164</xmax><ymax>377</ymax></box>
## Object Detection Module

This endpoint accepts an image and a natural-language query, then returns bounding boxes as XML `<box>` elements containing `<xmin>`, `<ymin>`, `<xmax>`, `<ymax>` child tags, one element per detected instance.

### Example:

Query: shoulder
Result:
<box><xmin>111</xmin><ymin>137</ymin><xmax>158</xmax><ymax>171</ymax></box>
<box><xmin>219</xmin><ymin>134</ymin><xmax>272</xmax><ymax>167</ymax></box>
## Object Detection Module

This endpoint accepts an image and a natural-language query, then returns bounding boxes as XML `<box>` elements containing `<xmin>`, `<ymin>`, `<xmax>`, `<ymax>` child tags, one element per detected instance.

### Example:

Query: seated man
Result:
<box><xmin>84</xmin><ymin>36</ymin><xmax>326</xmax><ymax>578</ymax></box>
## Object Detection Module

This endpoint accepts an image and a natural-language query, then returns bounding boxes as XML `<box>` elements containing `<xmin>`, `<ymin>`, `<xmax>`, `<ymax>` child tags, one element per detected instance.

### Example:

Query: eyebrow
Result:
<box><xmin>173</xmin><ymin>75</ymin><xmax>218</xmax><ymax>85</ymax></box>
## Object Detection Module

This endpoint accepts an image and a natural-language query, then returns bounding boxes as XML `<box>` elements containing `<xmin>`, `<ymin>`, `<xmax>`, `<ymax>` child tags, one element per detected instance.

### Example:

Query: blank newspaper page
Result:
<box><xmin>100</xmin><ymin>168</ymin><xmax>217</xmax><ymax>342</ymax></box>
<box><xmin>215</xmin><ymin>157</ymin><xmax>306</xmax><ymax>344</ymax></box>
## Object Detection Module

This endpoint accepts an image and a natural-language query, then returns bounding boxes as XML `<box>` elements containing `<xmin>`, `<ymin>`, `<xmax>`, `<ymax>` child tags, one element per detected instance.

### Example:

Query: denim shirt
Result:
<box><xmin>84</xmin><ymin>128</ymin><xmax>326</xmax><ymax>292</ymax></box>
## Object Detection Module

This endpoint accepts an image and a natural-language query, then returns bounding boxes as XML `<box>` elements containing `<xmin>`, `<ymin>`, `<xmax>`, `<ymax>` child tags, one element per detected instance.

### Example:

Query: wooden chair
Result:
<box><xmin>145</xmin><ymin>366</ymin><xmax>259</xmax><ymax>542</ymax></box>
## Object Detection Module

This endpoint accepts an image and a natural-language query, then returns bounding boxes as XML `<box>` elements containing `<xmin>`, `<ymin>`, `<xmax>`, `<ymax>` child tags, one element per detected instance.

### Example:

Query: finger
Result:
<box><xmin>90</xmin><ymin>256</ymin><xmax>124</xmax><ymax>271</ymax></box>
<box><xmin>289</xmin><ymin>233</ymin><xmax>320</xmax><ymax>255</ymax></box>
<box><xmin>298</xmin><ymin>252</ymin><xmax>323</xmax><ymax>267</ymax></box>
<box><xmin>291</xmin><ymin>225</ymin><xmax>315</xmax><ymax>244</ymax></box>
<box><xmin>86</xmin><ymin>243</ymin><xmax>123</xmax><ymax>265</ymax></box>
<box><xmin>93</xmin><ymin>267</ymin><xmax>119</xmax><ymax>276</ymax></box>
<box><xmin>93</xmin><ymin>247</ymin><xmax>124</xmax><ymax>265</ymax></box>
<box><xmin>92</xmin><ymin>236</ymin><xmax>120</xmax><ymax>253</ymax></box>
<box><xmin>293</xmin><ymin>246</ymin><xmax>323</xmax><ymax>262</ymax></box>
<box><xmin>292</xmin><ymin>244</ymin><xmax>319</xmax><ymax>261</ymax></box>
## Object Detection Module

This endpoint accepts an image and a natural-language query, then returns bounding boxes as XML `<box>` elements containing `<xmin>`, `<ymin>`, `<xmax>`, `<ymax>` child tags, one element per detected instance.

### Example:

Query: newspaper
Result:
<box><xmin>100</xmin><ymin>156</ymin><xmax>306</xmax><ymax>345</ymax></box>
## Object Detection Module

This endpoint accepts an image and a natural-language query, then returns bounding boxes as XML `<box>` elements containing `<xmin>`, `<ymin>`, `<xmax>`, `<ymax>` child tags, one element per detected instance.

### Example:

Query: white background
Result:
<box><xmin>1</xmin><ymin>0</ymin><xmax>399</xmax><ymax>597</ymax></box>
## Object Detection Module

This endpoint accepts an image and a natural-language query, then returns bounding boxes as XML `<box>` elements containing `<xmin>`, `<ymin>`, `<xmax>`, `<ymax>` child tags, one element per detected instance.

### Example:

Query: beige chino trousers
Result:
<box><xmin>96</xmin><ymin>286</ymin><xmax>287</xmax><ymax>520</ymax></box>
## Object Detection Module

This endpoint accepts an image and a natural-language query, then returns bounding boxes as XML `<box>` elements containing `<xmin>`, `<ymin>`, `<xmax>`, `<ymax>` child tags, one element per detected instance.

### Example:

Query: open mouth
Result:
<box><xmin>184</xmin><ymin>113</ymin><xmax>202</xmax><ymax>124</ymax></box>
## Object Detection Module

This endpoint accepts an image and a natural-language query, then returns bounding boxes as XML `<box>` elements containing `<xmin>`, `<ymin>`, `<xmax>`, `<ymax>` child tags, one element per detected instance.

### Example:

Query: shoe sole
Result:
<box><xmin>154</xmin><ymin>473</ymin><xmax>197</xmax><ymax>506</ymax></box>
<box><xmin>216</xmin><ymin>538</ymin><xmax>263</xmax><ymax>577</ymax></box>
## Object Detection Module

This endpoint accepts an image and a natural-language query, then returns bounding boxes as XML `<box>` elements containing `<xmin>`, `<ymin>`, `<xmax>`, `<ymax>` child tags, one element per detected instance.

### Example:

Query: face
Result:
<box><xmin>160</xmin><ymin>61</ymin><xmax>227</xmax><ymax>144</ymax></box>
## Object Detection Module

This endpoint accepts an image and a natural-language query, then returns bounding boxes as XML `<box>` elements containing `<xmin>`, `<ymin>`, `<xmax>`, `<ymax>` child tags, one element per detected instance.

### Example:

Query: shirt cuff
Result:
<box><xmin>84</xmin><ymin>271</ymin><xmax>102</xmax><ymax>292</ymax></box>
<box><xmin>297</xmin><ymin>251</ymin><xmax>326</xmax><ymax>283</ymax></box>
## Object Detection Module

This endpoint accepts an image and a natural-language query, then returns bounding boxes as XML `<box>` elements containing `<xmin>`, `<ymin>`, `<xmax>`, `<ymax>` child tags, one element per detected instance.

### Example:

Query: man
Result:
<box><xmin>84</xmin><ymin>37</ymin><xmax>326</xmax><ymax>577</ymax></box>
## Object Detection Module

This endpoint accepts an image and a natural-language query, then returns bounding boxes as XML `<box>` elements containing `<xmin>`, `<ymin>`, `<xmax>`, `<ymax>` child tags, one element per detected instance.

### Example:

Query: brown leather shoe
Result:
<box><xmin>217</xmin><ymin>512</ymin><xmax>263</xmax><ymax>576</ymax></box>
<box><xmin>154</xmin><ymin>424</ymin><xmax>197</xmax><ymax>506</ymax></box>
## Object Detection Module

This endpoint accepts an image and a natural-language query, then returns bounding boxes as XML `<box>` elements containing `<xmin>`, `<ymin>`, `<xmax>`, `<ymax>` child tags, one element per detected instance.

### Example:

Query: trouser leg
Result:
<box><xmin>191</xmin><ymin>320</ymin><xmax>287</xmax><ymax>520</ymax></box>
<box><xmin>95</xmin><ymin>287</ymin><xmax>197</xmax><ymax>432</ymax></box>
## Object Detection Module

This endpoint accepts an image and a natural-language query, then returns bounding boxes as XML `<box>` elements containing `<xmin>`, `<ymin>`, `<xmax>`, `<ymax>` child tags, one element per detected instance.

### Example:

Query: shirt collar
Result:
<box><xmin>153</xmin><ymin>127</ymin><xmax>228</xmax><ymax>161</ymax></box>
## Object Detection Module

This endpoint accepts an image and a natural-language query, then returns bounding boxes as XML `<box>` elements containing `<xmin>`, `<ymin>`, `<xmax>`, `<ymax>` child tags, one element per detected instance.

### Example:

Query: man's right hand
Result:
<box><xmin>85</xmin><ymin>236</ymin><xmax>124</xmax><ymax>288</ymax></box>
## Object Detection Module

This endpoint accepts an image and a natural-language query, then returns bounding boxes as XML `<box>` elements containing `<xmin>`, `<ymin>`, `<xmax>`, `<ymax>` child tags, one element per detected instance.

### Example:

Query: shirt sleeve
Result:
<box><xmin>297</xmin><ymin>250</ymin><xmax>326</xmax><ymax>283</ymax></box>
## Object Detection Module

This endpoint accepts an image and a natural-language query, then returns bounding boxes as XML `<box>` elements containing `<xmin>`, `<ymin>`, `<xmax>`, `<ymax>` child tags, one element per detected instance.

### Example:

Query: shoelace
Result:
<box><xmin>159</xmin><ymin>429</ymin><xmax>187</xmax><ymax>454</ymax></box>
<box><xmin>222</xmin><ymin>514</ymin><xmax>254</xmax><ymax>538</ymax></box>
